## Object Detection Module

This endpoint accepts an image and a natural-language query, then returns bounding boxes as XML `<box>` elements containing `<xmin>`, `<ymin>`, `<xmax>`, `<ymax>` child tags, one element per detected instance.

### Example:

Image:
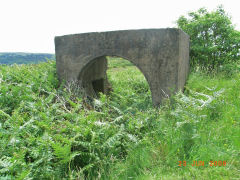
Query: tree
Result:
<box><xmin>177</xmin><ymin>6</ymin><xmax>240</xmax><ymax>71</ymax></box>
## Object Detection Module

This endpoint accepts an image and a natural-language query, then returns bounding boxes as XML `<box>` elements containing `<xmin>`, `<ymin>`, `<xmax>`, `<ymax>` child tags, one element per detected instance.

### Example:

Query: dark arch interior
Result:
<box><xmin>78</xmin><ymin>55</ymin><xmax>152</xmax><ymax>106</ymax></box>
<box><xmin>92</xmin><ymin>78</ymin><xmax>104</xmax><ymax>95</ymax></box>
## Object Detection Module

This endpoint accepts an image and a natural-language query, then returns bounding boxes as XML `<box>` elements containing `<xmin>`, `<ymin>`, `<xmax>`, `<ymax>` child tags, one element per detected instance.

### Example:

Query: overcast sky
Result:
<box><xmin>0</xmin><ymin>0</ymin><xmax>239</xmax><ymax>53</ymax></box>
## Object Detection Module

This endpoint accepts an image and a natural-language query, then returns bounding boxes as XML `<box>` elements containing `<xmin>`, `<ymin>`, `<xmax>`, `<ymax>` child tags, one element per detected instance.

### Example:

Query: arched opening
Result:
<box><xmin>78</xmin><ymin>55</ymin><xmax>152</xmax><ymax>108</ymax></box>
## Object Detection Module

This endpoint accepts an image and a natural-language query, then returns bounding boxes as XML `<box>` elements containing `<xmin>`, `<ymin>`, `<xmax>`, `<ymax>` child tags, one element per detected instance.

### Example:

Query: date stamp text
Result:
<box><xmin>178</xmin><ymin>161</ymin><xmax>226</xmax><ymax>167</ymax></box>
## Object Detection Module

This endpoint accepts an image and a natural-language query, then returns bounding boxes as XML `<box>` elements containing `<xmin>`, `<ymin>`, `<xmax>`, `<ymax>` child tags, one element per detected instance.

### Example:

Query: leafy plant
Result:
<box><xmin>177</xmin><ymin>6</ymin><xmax>240</xmax><ymax>71</ymax></box>
<box><xmin>0</xmin><ymin>58</ymin><xmax>239</xmax><ymax>179</ymax></box>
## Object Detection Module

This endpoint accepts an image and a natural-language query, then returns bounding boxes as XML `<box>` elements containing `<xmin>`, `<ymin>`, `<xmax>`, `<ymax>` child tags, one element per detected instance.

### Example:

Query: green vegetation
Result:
<box><xmin>0</xmin><ymin>58</ymin><xmax>239</xmax><ymax>179</ymax></box>
<box><xmin>177</xmin><ymin>6</ymin><xmax>240</xmax><ymax>71</ymax></box>
<box><xmin>0</xmin><ymin>52</ymin><xmax>54</xmax><ymax>65</ymax></box>
<box><xmin>1</xmin><ymin>6</ymin><xmax>240</xmax><ymax>180</ymax></box>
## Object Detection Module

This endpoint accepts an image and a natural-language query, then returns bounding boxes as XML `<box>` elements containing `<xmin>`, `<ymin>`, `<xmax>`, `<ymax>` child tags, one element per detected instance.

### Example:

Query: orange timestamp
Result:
<box><xmin>178</xmin><ymin>160</ymin><xmax>227</xmax><ymax>167</ymax></box>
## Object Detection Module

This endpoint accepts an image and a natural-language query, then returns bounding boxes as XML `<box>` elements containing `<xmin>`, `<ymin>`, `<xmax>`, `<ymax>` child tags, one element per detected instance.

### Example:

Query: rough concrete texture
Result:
<box><xmin>55</xmin><ymin>28</ymin><xmax>189</xmax><ymax>106</ymax></box>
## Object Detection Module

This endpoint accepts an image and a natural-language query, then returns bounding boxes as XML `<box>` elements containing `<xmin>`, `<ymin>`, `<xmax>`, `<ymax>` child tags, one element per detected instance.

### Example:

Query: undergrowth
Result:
<box><xmin>0</xmin><ymin>58</ymin><xmax>239</xmax><ymax>179</ymax></box>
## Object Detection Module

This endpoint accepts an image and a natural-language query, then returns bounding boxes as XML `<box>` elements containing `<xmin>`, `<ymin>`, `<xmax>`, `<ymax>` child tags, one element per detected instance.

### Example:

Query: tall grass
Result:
<box><xmin>0</xmin><ymin>58</ymin><xmax>239</xmax><ymax>179</ymax></box>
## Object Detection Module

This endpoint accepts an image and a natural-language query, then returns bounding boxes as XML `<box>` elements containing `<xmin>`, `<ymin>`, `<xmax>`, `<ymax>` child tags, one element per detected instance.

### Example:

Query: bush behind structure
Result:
<box><xmin>177</xmin><ymin>6</ymin><xmax>240</xmax><ymax>72</ymax></box>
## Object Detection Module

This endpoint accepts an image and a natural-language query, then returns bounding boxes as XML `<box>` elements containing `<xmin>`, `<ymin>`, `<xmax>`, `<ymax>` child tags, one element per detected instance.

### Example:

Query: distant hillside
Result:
<box><xmin>0</xmin><ymin>52</ymin><xmax>55</xmax><ymax>65</ymax></box>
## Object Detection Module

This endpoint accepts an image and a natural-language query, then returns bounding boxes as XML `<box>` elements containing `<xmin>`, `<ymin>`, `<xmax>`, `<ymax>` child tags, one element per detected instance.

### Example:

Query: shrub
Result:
<box><xmin>177</xmin><ymin>6</ymin><xmax>240</xmax><ymax>71</ymax></box>
<box><xmin>218</xmin><ymin>62</ymin><xmax>240</xmax><ymax>77</ymax></box>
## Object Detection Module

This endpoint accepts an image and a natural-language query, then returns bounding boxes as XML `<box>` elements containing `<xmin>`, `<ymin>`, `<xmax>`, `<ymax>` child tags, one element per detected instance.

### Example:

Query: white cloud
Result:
<box><xmin>0</xmin><ymin>0</ymin><xmax>239</xmax><ymax>53</ymax></box>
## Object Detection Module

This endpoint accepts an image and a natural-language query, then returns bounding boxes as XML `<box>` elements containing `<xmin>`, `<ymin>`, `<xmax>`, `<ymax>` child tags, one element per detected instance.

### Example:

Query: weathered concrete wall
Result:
<box><xmin>55</xmin><ymin>28</ymin><xmax>189</xmax><ymax>106</ymax></box>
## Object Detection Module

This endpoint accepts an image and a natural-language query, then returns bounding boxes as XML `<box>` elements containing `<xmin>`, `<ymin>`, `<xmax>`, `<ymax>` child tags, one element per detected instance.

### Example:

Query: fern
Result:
<box><xmin>1</xmin><ymin>59</ymin><xmax>239</xmax><ymax>179</ymax></box>
<box><xmin>52</xmin><ymin>142</ymin><xmax>71</xmax><ymax>164</ymax></box>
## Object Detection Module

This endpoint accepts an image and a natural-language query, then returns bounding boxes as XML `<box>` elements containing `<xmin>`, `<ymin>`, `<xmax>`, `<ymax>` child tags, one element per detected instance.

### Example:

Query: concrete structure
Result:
<box><xmin>55</xmin><ymin>28</ymin><xmax>189</xmax><ymax>106</ymax></box>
